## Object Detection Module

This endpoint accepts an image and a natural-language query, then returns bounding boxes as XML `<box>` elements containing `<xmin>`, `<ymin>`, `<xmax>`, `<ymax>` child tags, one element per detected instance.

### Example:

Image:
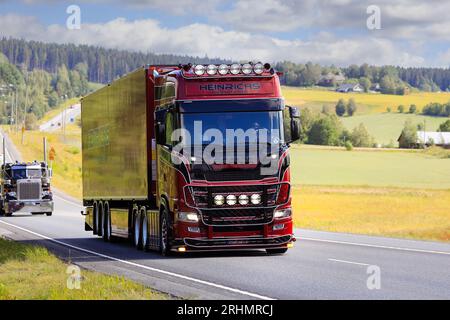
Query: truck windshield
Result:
<box><xmin>180</xmin><ymin>111</ymin><xmax>283</xmax><ymax>146</ymax></box>
<box><xmin>11</xmin><ymin>168</ymin><xmax>42</xmax><ymax>179</ymax></box>
<box><xmin>27</xmin><ymin>169</ymin><xmax>42</xmax><ymax>178</ymax></box>
<box><xmin>12</xmin><ymin>168</ymin><xmax>27</xmax><ymax>179</ymax></box>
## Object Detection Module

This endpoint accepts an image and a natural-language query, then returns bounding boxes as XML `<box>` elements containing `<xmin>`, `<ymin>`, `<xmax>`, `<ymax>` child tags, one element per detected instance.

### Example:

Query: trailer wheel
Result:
<box><xmin>160</xmin><ymin>204</ymin><xmax>171</xmax><ymax>256</ymax></box>
<box><xmin>140</xmin><ymin>207</ymin><xmax>150</xmax><ymax>251</ymax></box>
<box><xmin>103</xmin><ymin>202</ymin><xmax>111</xmax><ymax>242</ymax></box>
<box><xmin>98</xmin><ymin>201</ymin><xmax>104</xmax><ymax>237</ymax></box>
<box><xmin>45</xmin><ymin>212</ymin><xmax>52</xmax><ymax>217</ymax></box>
<box><xmin>266</xmin><ymin>248</ymin><xmax>288</xmax><ymax>255</ymax></box>
<box><xmin>93</xmin><ymin>201</ymin><xmax>99</xmax><ymax>235</ymax></box>
<box><xmin>133</xmin><ymin>207</ymin><xmax>142</xmax><ymax>250</ymax></box>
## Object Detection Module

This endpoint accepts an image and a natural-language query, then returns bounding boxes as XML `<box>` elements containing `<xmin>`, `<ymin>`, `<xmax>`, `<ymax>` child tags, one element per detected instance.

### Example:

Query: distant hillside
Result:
<box><xmin>0</xmin><ymin>37</ymin><xmax>230</xmax><ymax>84</ymax></box>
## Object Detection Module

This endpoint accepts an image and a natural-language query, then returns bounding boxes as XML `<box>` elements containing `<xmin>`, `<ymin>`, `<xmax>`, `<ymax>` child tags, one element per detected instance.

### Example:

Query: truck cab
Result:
<box><xmin>0</xmin><ymin>161</ymin><xmax>53</xmax><ymax>216</ymax></box>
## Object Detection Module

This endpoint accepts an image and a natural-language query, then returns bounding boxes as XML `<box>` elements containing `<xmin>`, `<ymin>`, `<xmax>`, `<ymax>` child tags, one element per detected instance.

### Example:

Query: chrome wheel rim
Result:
<box><xmin>134</xmin><ymin>214</ymin><xmax>140</xmax><ymax>247</ymax></box>
<box><xmin>142</xmin><ymin>213</ymin><xmax>148</xmax><ymax>248</ymax></box>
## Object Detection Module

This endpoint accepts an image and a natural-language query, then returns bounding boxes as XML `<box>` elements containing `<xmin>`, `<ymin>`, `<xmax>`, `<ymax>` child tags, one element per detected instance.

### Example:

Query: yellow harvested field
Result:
<box><xmin>292</xmin><ymin>186</ymin><xmax>450</xmax><ymax>242</ymax></box>
<box><xmin>283</xmin><ymin>86</ymin><xmax>450</xmax><ymax>113</ymax></box>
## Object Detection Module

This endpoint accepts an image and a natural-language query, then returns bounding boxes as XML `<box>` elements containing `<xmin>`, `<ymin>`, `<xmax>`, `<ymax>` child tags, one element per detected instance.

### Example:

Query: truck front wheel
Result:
<box><xmin>266</xmin><ymin>248</ymin><xmax>288</xmax><ymax>255</ymax></box>
<box><xmin>160</xmin><ymin>205</ymin><xmax>171</xmax><ymax>256</ymax></box>
<box><xmin>46</xmin><ymin>212</ymin><xmax>52</xmax><ymax>216</ymax></box>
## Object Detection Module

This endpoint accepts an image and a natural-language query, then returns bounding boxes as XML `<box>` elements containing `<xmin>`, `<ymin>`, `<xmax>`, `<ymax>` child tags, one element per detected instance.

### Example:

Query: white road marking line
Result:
<box><xmin>328</xmin><ymin>258</ymin><xmax>370</xmax><ymax>266</ymax></box>
<box><xmin>301</xmin><ymin>236</ymin><xmax>450</xmax><ymax>256</ymax></box>
<box><xmin>0</xmin><ymin>219</ymin><xmax>275</xmax><ymax>300</ymax></box>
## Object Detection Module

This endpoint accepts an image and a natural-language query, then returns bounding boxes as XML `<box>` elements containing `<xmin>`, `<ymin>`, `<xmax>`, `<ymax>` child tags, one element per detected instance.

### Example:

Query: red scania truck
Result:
<box><xmin>81</xmin><ymin>62</ymin><xmax>300</xmax><ymax>255</ymax></box>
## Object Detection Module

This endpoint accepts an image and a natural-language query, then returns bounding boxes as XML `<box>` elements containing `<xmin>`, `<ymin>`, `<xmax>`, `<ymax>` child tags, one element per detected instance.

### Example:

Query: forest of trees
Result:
<box><xmin>275</xmin><ymin>61</ymin><xmax>450</xmax><ymax>94</ymax></box>
<box><xmin>0</xmin><ymin>38</ymin><xmax>229</xmax><ymax>84</ymax></box>
<box><xmin>0</xmin><ymin>52</ymin><xmax>90</xmax><ymax>126</ymax></box>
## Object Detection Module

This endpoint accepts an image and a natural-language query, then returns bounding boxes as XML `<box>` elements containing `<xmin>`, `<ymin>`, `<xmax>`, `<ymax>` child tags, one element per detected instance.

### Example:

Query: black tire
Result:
<box><xmin>103</xmin><ymin>202</ymin><xmax>111</xmax><ymax>242</ymax></box>
<box><xmin>160</xmin><ymin>203</ymin><xmax>171</xmax><ymax>256</ymax></box>
<box><xmin>45</xmin><ymin>212</ymin><xmax>52</xmax><ymax>217</ymax></box>
<box><xmin>98</xmin><ymin>202</ymin><xmax>104</xmax><ymax>237</ymax></box>
<box><xmin>93</xmin><ymin>201</ymin><xmax>98</xmax><ymax>235</ymax></box>
<box><xmin>31</xmin><ymin>212</ymin><xmax>45</xmax><ymax>215</ymax></box>
<box><xmin>266</xmin><ymin>248</ymin><xmax>288</xmax><ymax>255</ymax></box>
<box><xmin>132</xmin><ymin>207</ymin><xmax>142</xmax><ymax>250</ymax></box>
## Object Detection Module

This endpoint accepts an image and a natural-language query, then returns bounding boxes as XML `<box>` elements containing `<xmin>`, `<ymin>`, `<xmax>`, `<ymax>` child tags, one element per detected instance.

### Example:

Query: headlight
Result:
<box><xmin>194</xmin><ymin>65</ymin><xmax>205</xmax><ymax>75</ymax></box>
<box><xmin>241</xmin><ymin>63</ymin><xmax>252</xmax><ymax>75</ymax></box>
<box><xmin>250</xmin><ymin>194</ymin><xmax>261</xmax><ymax>205</ymax></box>
<box><xmin>238</xmin><ymin>194</ymin><xmax>249</xmax><ymax>205</ymax></box>
<box><xmin>218</xmin><ymin>64</ymin><xmax>229</xmax><ymax>75</ymax></box>
<box><xmin>226</xmin><ymin>195</ymin><xmax>237</xmax><ymax>205</ymax></box>
<box><xmin>253</xmin><ymin>63</ymin><xmax>264</xmax><ymax>74</ymax></box>
<box><xmin>214</xmin><ymin>194</ymin><xmax>225</xmax><ymax>206</ymax></box>
<box><xmin>206</xmin><ymin>64</ymin><xmax>218</xmax><ymax>75</ymax></box>
<box><xmin>274</xmin><ymin>208</ymin><xmax>292</xmax><ymax>218</ymax></box>
<box><xmin>230</xmin><ymin>63</ymin><xmax>241</xmax><ymax>75</ymax></box>
<box><xmin>178</xmin><ymin>212</ymin><xmax>199</xmax><ymax>222</ymax></box>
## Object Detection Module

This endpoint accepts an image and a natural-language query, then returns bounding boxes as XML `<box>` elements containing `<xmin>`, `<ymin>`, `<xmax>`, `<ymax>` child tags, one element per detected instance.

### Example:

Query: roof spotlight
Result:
<box><xmin>230</xmin><ymin>64</ymin><xmax>241</xmax><ymax>75</ymax></box>
<box><xmin>253</xmin><ymin>63</ymin><xmax>264</xmax><ymax>74</ymax></box>
<box><xmin>194</xmin><ymin>65</ymin><xmax>206</xmax><ymax>76</ymax></box>
<box><xmin>206</xmin><ymin>64</ymin><xmax>218</xmax><ymax>75</ymax></box>
<box><xmin>241</xmin><ymin>63</ymin><xmax>253</xmax><ymax>75</ymax></box>
<box><xmin>264</xmin><ymin>63</ymin><xmax>271</xmax><ymax>70</ymax></box>
<box><xmin>218</xmin><ymin>64</ymin><xmax>229</xmax><ymax>75</ymax></box>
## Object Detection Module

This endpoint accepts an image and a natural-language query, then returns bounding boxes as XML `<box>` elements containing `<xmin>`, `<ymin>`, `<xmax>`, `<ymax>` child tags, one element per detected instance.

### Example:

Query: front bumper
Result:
<box><xmin>171</xmin><ymin>234</ymin><xmax>295</xmax><ymax>252</ymax></box>
<box><xmin>5</xmin><ymin>200</ymin><xmax>54</xmax><ymax>214</ymax></box>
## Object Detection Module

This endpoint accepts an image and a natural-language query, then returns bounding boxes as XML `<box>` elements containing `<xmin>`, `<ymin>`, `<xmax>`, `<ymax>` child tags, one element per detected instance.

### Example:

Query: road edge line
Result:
<box><xmin>0</xmin><ymin>219</ymin><xmax>275</xmax><ymax>300</ymax></box>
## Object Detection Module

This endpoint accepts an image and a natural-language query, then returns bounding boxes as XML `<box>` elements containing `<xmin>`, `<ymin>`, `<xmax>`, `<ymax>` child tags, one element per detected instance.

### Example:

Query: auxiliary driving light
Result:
<box><xmin>206</xmin><ymin>64</ymin><xmax>218</xmax><ymax>75</ymax></box>
<box><xmin>230</xmin><ymin>63</ymin><xmax>241</xmax><ymax>75</ymax></box>
<box><xmin>194</xmin><ymin>64</ymin><xmax>206</xmax><ymax>75</ymax></box>
<box><xmin>250</xmin><ymin>194</ymin><xmax>261</xmax><ymax>205</ymax></box>
<box><xmin>218</xmin><ymin>64</ymin><xmax>229</xmax><ymax>75</ymax></box>
<box><xmin>178</xmin><ymin>212</ymin><xmax>199</xmax><ymax>222</ymax></box>
<box><xmin>214</xmin><ymin>194</ymin><xmax>225</xmax><ymax>206</ymax></box>
<box><xmin>241</xmin><ymin>63</ymin><xmax>253</xmax><ymax>75</ymax></box>
<box><xmin>226</xmin><ymin>195</ymin><xmax>237</xmax><ymax>206</ymax></box>
<box><xmin>238</xmin><ymin>194</ymin><xmax>249</xmax><ymax>205</ymax></box>
<box><xmin>273</xmin><ymin>223</ymin><xmax>285</xmax><ymax>231</ymax></box>
<box><xmin>253</xmin><ymin>63</ymin><xmax>264</xmax><ymax>74</ymax></box>
<box><xmin>178</xmin><ymin>247</ymin><xmax>187</xmax><ymax>252</ymax></box>
<box><xmin>274</xmin><ymin>209</ymin><xmax>292</xmax><ymax>218</ymax></box>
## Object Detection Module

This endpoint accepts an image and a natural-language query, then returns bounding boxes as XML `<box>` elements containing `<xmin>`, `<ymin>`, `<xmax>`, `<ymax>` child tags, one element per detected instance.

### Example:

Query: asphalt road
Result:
<box><xmin>0</xmin><ymin>131</ymin><xmax>449</xmax><ymax>300</ymax></box>
<box><xmin>39</xmin><ymin>103</ymin><xmax>81</xmax><ymax>132</ymax></box>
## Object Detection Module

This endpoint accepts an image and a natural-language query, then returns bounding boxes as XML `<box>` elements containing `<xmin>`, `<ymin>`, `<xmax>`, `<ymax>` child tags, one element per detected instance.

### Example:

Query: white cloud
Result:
<box><xmin>0</xmin><ymin>13</ymin><xmax>431</xmax><ymax>66</ymax></box>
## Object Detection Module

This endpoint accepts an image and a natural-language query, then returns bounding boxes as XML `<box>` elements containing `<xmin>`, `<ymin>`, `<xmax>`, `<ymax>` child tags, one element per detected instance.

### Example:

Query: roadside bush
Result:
<box><xmin>438</xmin><ymin>119</ymin><xmax>450</xmax><ymax>132</ymax></box>
<box><xmin>397</xmin><ymin>105</ymin><xmax>405</xmax><ymax>113</ymax></box>
<box><xmin>399</xmin><ymin>120</ymin><xmax>417</xmax><ymax>148</ymax></box>
<box><xmin>409</xmin><ymin>104</ymin><xmax>417</xmax><ymax>114</ymax></box>
<box><xmin>308</xmin><ymin>116</ymin><xmax>341</xmax><ymax>146</ymax></box>
<box><xmin>24</xmin><ymin>113</ymin><xmax>38</xmax><ymax>130</ymax></box>
<box><xmin>344</xmin><ymin>140</ymin><xmax>353</xmax><ymax>151</ymax></box>
<box><xmin>349</xmin><ymin>123</ymin><xmax>374</xmax><ymax>147</ymax></box>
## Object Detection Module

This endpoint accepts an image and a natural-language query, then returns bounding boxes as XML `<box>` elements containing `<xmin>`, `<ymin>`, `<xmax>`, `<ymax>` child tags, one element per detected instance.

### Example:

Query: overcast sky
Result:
<box><xmin>0</xmin><ymin>0</ymin><xmax>449</xmax><ymax>67</ymax></box>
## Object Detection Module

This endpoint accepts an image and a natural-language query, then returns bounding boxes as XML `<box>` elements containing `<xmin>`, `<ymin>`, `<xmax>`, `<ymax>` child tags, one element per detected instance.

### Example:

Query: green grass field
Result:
<box><xmin>341</xmin><ymin>113</ymin><xmax>447</xmax><ymax>146</ymax></box>
<box><xmin>0</xmin><ymin>238</ymin><xmax>169</xmax><ymax>300</ymax></box>
<box><xmin>289</xmin><ymin>145</ymin><xmax>450</xmax><ymax>189</ymax></box>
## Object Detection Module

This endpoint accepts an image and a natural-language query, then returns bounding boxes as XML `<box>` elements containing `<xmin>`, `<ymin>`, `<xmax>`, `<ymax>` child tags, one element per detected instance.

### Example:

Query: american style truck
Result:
<box><xmin>81</xmin><ymin>62</ymin><xmax>300</xmax><ymax>255</ymax></box>
<box><xmin>0</xmin><ymin>138</ymin><xmax>54</xmax><ymax>216</ymax></box>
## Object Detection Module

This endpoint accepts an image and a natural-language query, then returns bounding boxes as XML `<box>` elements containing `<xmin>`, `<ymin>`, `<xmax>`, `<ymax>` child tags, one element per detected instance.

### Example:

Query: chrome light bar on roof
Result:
<box><xmin>187</xmin><ymin>62</ymin><xmax>272</xmax><ymax>77</ymax></box>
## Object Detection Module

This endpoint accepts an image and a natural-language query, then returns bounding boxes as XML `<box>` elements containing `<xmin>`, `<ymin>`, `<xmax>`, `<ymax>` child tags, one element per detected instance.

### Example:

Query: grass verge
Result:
<box><xmin>0</xmin><ymin>237</ymin><xmax>169</xmax><ymax>300</ymax></box>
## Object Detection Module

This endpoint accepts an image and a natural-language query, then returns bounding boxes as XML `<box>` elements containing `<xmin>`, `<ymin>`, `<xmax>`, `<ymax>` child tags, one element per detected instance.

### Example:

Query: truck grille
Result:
<box><xmin>17</xmin><ymin>180</ymin><xmax>41</xmax><ymax>200</ymax></box>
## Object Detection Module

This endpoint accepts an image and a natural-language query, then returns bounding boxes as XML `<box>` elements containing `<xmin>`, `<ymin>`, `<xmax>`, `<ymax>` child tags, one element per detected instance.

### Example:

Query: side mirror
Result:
<box><xmin>155</xmin><ymin>122</ymin><xmax>166</xmax><ymax>145</ymax></box>
<box><xmin>284</xmin><ymin>106</ymin><xmax>301</xmax><ymax>143</ymax></box>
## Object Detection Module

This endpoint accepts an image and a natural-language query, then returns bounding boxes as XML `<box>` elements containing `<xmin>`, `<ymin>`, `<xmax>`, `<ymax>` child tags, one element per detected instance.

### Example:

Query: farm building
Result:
<box><xmin>398</xmin><ymin>131</ymin><xmax>450</xmax><ymax>148</ymax></box>
<box><xmin>336</xmin><ymin>83</ymin><xmax>364</xmax><ymax>93</ymax></box>
<box><xmin>318</xmin><ymin>72</ymin><xmax>346</xmax><ymax>86</ymax></box>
